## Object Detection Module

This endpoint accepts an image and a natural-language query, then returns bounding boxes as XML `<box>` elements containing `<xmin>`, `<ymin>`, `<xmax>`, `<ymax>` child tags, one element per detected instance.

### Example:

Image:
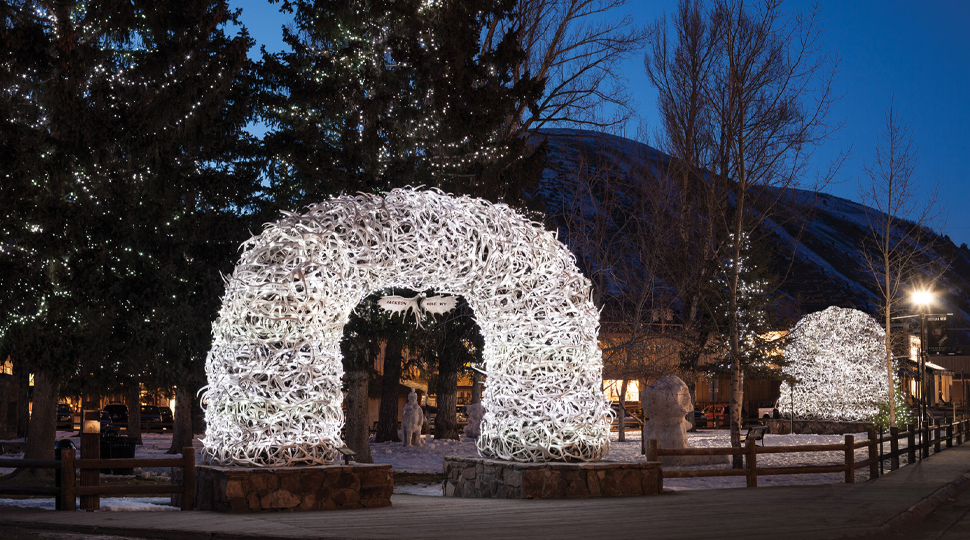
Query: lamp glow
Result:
<box><xmin>200</xmin><ymin>188</ymin><xmax>613</xmax><ymax>466</ymax></box>
<box><xmin>912</xmin><ymin>289</ymin><xmax>934</xmax><ymax>308</ymax></box>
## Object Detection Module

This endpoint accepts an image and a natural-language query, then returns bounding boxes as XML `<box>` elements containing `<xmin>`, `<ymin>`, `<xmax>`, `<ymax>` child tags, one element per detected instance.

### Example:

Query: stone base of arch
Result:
<box><xmin>184</xmin><ymin>463</ymin><xmax>392</xmax><ymax>512</ymax></box>
<box><xmin>442</xmin><ymin>457</ymin><xmax>662</xmax><ymax>499</ymax></box>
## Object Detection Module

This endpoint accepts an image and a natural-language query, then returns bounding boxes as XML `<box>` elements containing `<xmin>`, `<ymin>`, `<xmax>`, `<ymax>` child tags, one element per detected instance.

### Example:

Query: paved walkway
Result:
<box><xmin>3</xmin><ymin>444</ymin><xmax>970</xmax><ymax>540</ymax></box>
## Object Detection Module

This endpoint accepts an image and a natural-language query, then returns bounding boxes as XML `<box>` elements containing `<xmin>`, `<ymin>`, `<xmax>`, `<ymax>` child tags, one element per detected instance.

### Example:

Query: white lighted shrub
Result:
<box><xmin>201</xmin><ymin>187</ymin><xmax>612</xmax><ymax>466</ymax></box>
<box><xmin>778</xmin><ymin>306</ymin><xmax>889</xmax><ymax>422</ymax></box>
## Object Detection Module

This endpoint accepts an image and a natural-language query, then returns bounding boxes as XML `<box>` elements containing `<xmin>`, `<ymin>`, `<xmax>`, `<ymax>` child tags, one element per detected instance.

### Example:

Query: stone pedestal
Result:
<box><xmin>180</xmin><ymin>463</ymin><xmax>392</xmax><ymax>512</ymax></box>
<box><xmin>442</xmin><ymin>457</ymin><xmax>661</xmax><ymax>499</ymax></box>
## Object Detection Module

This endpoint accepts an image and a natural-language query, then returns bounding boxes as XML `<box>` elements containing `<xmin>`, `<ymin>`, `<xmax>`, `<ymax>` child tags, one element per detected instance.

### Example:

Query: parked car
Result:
<box><xmin>140</xmin><ymin>405</ymin><xmax>163</xmax><ymax>431</ymax></box>
<box><xmin>100</xmin><ymin>411</ymin><xmax>119</xmax><ymax>437</ymax></box>
<box><xmin>703</xmin><ymin>404</ymin><xmax>730</xmax><ymax>427</ymax></box>
<box><xmin>56</xmin><ymin>403</ymin><xmax>74</xmax><ymax>431</ymax></box>
<box><xmin>103</xmin><ymin>403</ymin><xmax>129</xmax><ymax>425</ymax></box>
<box><xmin>159</xmin><ymin>406</ymin><xmax>174</xmax><ymax>429</ymax></box>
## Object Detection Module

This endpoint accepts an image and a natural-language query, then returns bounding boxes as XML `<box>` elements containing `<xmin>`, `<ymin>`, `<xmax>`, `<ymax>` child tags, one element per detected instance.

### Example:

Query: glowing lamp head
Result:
<box><xmin>912</xmin><ymin>289</ymin><xmax>934</xmax><ymax>308</ymax></box>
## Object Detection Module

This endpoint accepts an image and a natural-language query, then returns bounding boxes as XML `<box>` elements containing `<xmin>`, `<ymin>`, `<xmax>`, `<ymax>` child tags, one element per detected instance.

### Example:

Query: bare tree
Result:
<box><xmin>644</xmin><ymin>0</ymin><xmax>727</xmax><ymax>415</ymax></box>
<box><xmin>546</xmin><ymin>127</ymin><xmax>689</xmax><ymax>440</ymax></box>
<box><xmin>706</xmin><ymin>0</ymin><xmax>839</xmax><ymax>464</ymax></box>
<box><xmin>859</xmin><ymin>104</ymin><xmax>943</xmax><ymax>427</ymax></box>
<box><xmin>484</xmin><ymin>0</ymin><xmax>647</xmax><ymax>135</ymax></box>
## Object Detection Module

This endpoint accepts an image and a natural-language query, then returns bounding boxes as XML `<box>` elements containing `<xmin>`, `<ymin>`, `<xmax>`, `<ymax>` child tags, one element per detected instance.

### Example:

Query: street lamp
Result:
<box><xmin>912</xmin><ymin>289</ymin><xmax>934</xmax><ymax>430</ymax></box>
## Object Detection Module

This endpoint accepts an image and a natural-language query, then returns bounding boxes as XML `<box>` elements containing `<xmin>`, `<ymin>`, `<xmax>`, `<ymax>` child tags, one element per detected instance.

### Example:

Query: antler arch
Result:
<box><xmin>201</xmin><ymin>188</ymin><xmax>612</xmax><ymax>465</ymax></box>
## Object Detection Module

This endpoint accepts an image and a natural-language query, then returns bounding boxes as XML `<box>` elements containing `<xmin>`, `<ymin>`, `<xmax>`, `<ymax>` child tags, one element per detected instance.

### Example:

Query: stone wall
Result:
<box><xmin>177</xmin><ymin>463</ymin><xmax>392</xmax><ymax>512</ymax></box>
<box><xmin>767</xmin><ymin>419</ymin><xmax>875</xmax><ymax>435</ymax></box>
<box><xmin>443</xmin><ymin>457</ymin><xmax>661</xmax><ymax>499</ymax></box>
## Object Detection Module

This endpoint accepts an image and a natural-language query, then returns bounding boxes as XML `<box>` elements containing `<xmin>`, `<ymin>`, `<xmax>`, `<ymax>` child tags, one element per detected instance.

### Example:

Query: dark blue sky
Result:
<box><xmin>231</xmin><ymin>0</ymin><xmax>970</xmax><ymax>247</ymax></box>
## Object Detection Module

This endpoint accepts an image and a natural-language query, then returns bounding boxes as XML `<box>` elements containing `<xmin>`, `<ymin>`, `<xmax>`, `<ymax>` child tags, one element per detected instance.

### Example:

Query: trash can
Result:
<box><xmin>100</xmin><ymin>435</ymin><xmax>136</xmax><ymax>475</ymax></box>
<box><xmin>54</xmin><ymin>439</ymin><xmax>76</xmax><ymax>510</ymax></box>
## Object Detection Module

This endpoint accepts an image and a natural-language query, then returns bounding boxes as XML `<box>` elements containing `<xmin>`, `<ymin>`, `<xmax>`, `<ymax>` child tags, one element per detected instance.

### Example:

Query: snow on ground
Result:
<box><xmin>0</xmin><ymin>496</ymin><xmax>176</xmax><ymax>511</ymax></box>
<box><xmin>382</xmin><ymin>429</ymin><xmax>890</xmax><ymax>495</ymax></box>
<box><xmin>3</xmin><ymin>429</ymin><xmax>899</xmax><ymax>502</ymax></box>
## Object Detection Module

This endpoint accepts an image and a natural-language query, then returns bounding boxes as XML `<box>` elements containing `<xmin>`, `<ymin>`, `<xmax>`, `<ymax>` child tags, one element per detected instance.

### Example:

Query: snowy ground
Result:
<box><xmin>1</xmin><ymin>428</ymin><xmax>902</xmax><ymax>505</ymax></box>
<box><xmin>381</xmin><ymin>429</ymin><xmax>886</xmax><ymax>494</ymax></box>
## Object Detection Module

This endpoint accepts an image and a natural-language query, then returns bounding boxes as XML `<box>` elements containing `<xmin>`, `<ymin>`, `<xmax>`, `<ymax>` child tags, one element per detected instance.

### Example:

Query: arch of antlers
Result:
<box><xmin>201</xmin><ymin>188</ymin><xmax>612</xmax><ymax>466</ymax></box>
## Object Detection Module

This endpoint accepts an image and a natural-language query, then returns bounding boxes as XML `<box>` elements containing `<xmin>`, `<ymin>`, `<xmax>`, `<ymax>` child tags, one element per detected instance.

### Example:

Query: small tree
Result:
<box><xmin>858</xmin><ymin>103</ymin><xmax>944</xmax><ymax>427</ymax></box>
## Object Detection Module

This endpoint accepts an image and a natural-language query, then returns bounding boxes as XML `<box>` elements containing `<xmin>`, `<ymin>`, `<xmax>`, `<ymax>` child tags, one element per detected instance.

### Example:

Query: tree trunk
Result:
<box><xmin>14</xmin><ymin>357</ymin><xmax>30</xmax><ymax>438</ymax></box>
<box><xmin>434</xmin><ymin>355</ymin><xmax>460</xmax><ymax>441</ymax></box>
<box><xmin>730</xmin><ymin>366</ymin><xmax>744</xmax><ymax>469</ymax></box>
<box><xmin>470</xmin><ymin>370</ymin><xmax>482</xmax><ymax>404</ymax></box>
<box><xmin>885</xmin><ymin>249</ymin><xmax>897</xmax><ymax>427</ymax></box>
<box><xmin>167</xmin><ymin>385</ymin><xmax>194</xmax><ymax>454</ymax></box>
<box><xmin>375</xmin><ymin>335</ymin><xmax>403</xmax><ymax>443</ymax></box>
<box><xmin>617</xmin><ymin>379</ymin><xmax>629</xmax><ymax>442</ymax></box>
<box><xmin>126</xmin><ymin>382</ymin><xmax>142</xmax><ymax>444</ymax></box>
<box><xmin>25</xmin><ymin>371</ymin><xmax>58</xmax><ymax>460</ymax></box>
<box><xmin>344</xmin><ymin>370</ymin><xmax>373</xmax><ymax>463</ymax></box>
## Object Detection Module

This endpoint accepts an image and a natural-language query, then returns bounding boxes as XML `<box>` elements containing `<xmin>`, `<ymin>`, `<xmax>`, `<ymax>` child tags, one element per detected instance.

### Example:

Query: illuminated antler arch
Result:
<box><xmin>201</xmin><ymin>188</ymin><xmax>612</xmax><ymax>466</ymax></box>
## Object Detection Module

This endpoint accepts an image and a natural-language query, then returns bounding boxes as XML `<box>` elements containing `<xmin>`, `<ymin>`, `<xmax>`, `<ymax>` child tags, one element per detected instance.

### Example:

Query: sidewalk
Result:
<box><xmin>3</xmin><ymin>443</ymin><xmax>970</xmax><ymax>540</ymax></box>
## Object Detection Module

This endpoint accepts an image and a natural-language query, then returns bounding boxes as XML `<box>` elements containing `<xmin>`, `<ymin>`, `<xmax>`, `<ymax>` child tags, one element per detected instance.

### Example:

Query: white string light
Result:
<box><xmin>778</xmin><ymin>306</ymin><xmax>889</xmax><ymax>422</ymax></box>
<box><xmin>201</xmin><ymin>187</ymin><xmax>613</xmax><ymax>466</ymax></box>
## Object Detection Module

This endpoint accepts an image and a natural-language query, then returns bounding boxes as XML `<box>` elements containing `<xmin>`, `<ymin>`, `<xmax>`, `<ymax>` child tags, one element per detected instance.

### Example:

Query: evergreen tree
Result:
<box><xmin>0</xmin><ymin>0</ymin><xmax>259</xmax><ymax>455</ymax></box>
<box><xmin>259</xmin><ymin>0</ymin><xmax>543</xmax><ymax>211</ymax></box>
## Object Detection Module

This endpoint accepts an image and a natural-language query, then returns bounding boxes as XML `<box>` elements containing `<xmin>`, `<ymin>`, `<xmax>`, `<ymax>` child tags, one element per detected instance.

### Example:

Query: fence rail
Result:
<box><xmin>647</xmin><ymin>416</ymin><xmax>969</xmax><ymax>488</ymax></box>
<box><xmin>0</xmin><ymin>446</ymin><xmax>195</xmax><ymax>511</ymax></box>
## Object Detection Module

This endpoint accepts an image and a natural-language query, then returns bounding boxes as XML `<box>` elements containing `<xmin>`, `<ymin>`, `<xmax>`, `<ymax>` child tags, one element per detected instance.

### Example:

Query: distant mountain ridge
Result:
<box><xmin>535</xmin><ymin>129</ymin><xmax>970</xmax><ymax>352</ymax></box>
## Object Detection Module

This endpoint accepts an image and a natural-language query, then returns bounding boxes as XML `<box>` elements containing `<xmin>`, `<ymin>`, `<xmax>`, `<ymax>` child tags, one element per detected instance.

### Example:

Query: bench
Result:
<box><xmin>742</xmin><ymin>425</ymin><xmax>769</xmax><ymax>446</ymax></box>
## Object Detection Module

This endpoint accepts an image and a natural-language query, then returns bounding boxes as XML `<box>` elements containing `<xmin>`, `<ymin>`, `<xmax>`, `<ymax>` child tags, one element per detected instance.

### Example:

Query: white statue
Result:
<box><xmin>462</xmin><ymin>402</ymin><xmax>485</xmax><ymax>439</ymax></box>
<box><xmin>642</xmin><ymin>377</ymin><xmax>727</xmax><ymax>466</ymax></box>
<box><xmin>401</xmin><ymin>390</ymin><xmax>425</xmax><ymax>447</ymax></box>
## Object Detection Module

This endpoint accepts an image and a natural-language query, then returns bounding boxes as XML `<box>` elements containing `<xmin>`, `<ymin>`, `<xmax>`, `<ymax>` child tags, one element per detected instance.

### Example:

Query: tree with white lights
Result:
<box><xmin>259</xmin><ymin>0</ymin><xmax>544</xmax><ymax>210</ymax></box>
<box><xmin>0</xmin><ymin>0</ymin><xmax>258</xmax><ymax>458</ymax></box>
<box><xmin>778</xmin><ymin>306</ymin><xmax>890</xmax><ymax>422</ymax></box>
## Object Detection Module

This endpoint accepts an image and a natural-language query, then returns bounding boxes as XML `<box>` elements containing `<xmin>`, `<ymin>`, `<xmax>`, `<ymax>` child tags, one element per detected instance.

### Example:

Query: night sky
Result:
<box><xmin>230</xmin><ymin>0</ymin><xmax>970</xmax><ymax>247</ymax></box>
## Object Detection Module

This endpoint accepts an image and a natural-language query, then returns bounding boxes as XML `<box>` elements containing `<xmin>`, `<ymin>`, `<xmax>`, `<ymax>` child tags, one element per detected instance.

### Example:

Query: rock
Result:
<box><xmin>262</xmin><ymin>489</ymin><xmax>300</xmax><ymax>509</ymax></box>
<box><xmin>643</xmin><ymin>376</ymin><xmax>730</xmax><ymax>466</ymax></box>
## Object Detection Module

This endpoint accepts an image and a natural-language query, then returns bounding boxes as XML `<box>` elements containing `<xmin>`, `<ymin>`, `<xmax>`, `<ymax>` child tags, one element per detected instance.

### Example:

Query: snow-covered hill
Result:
<box><xmin>534</xmin><ymin>129</ymin><xmax>970</xmax><ymax>350</ymax></box>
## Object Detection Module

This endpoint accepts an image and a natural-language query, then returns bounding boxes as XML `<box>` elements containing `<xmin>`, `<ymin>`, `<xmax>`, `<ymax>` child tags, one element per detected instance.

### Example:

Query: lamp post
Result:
<box><xmin>912</xmin><ymin>290</ymin><xmax>933</xmax><ymax>430</ymax></box>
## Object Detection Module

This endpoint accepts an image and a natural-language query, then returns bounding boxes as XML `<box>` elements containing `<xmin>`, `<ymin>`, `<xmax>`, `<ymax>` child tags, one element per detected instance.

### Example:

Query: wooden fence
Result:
<box><xmin>647</xmin><ymin>416</ymin><xmax>969</xmax><ymax>488</ymax></box>
<box><xmin>0</xmin><ymin>447</ymin><xmax>195</xmax><ymax>511</ymax></box>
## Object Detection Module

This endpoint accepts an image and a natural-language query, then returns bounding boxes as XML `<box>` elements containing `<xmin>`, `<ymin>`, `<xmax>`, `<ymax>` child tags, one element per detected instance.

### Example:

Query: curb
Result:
<box><xmin>2</xmin><ymin>519</ymin><xmax>359</xmax><ymax>540</ymax></box>
<box><xmin>868</xmin><ymin>471</ymin><xmax>970</xmax><ymax>536</ymax></box>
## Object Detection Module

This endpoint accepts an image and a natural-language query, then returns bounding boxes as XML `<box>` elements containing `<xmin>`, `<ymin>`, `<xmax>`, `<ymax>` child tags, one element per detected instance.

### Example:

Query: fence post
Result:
<box><xmin>646</xmin><ymin>439</ymin><xmax>658</xmax><ymax>462</ymax></box>
<box><xmin>867</xmin><ymin>429</ymin><xmax>878</xmax><ymax>480</ymax></box>
<box><xmin>746</xmin><ymin>437</ymin><xmax>757</xmax><ymax>488</ymax></box>
<box><xmin>921</xmin><ymin>424</ymin><xmax>930</xmax><ymax>459</ymax></box>
<box><xmin>844</xmin><ymin>435</ymin><xmax>855</xmax><ymax>484</ymax></box>
<box><xmin>946</xmin><ymin>422</ymin><xmax>953</xmax><ymax>448</ymax></box>
<box><xmin>181</xmin><ymin>447</ymin><xmax>195</xmax><ymax>511</ymax></box>
<box><xmin>60</xmin><ymin>448</ymin><xmax>76</xmax><ymax>511</ymax></box>
<box><xmin>889</xmin><ymin>426</ymin><xmax>900</xmax><ymax>471</ymax></box>
<box><xmin>934</xmin><ymin>425</ymin><xmax>942</xmax><ymax>453</ymax></box>
<box><xmin>907</xmin><ymin>424</ymin><xmax>916</xmax><ymax>464</ymax></box>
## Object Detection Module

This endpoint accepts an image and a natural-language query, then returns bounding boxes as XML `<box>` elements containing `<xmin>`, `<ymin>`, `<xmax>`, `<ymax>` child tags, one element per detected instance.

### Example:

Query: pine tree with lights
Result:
<box><xmin>259</xmin><ymin>0</ymin><xmax>543</xmax><ymax>211</ymax></box>
<box><xmin>0</xmin><ymin>0</ymin><xmax>259</xmax><ymax>456</ymax></box>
